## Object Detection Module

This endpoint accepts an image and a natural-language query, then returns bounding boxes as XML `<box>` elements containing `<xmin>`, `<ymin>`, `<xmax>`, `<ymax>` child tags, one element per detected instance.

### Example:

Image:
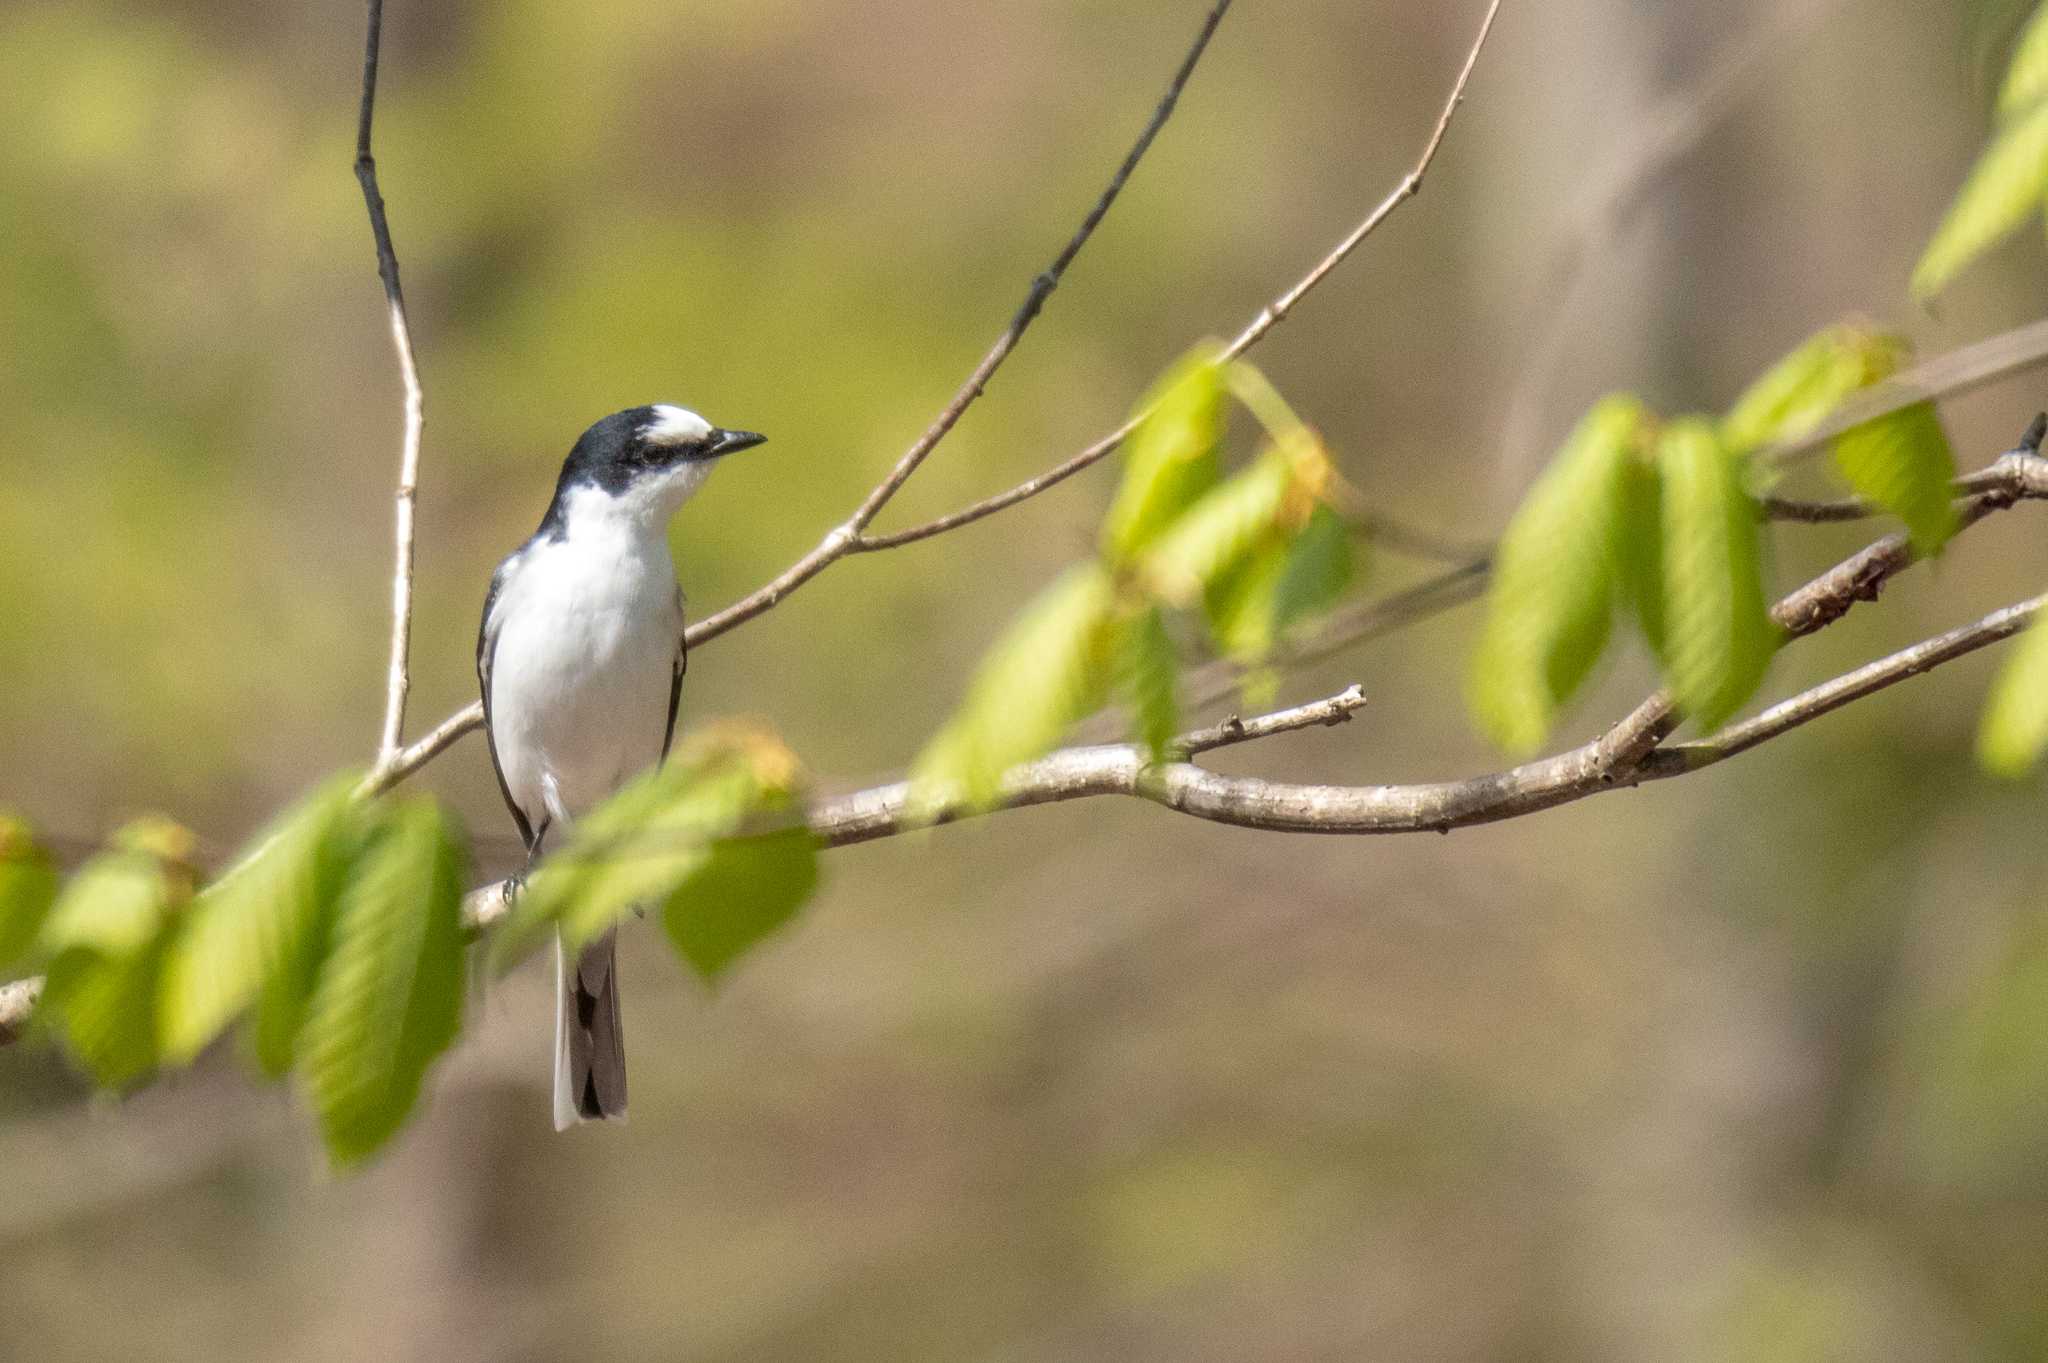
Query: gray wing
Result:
<box><xmin>478</xmin><ymin>557</ymin><xmax>537</xmax><ymax>851</ymax></box>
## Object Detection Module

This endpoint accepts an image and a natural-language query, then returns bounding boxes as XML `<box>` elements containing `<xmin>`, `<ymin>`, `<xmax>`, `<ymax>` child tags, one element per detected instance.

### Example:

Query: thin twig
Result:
<box><xmin>1176</xmin><ymin>684</ymin><xmax>1367</xmax><ymax>755</ymax></box>
<box><xmin>355</xmin><ymin>0</ymin><xmax>427</xmax><ymax>766</ymax></box>
<box><xmin>679</xmin><ymin>0</ymin><xmax>1236</xmax><ymax>649</ymax></box>
<box><xmin>856</xmin><ymin>0</ymin><xmax>1506</xmax><ymax>552</ymax></box>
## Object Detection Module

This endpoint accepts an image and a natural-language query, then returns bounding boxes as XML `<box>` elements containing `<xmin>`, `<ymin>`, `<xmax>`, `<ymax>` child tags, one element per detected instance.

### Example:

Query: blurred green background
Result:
<box><xmin>5</xmin><ymin>0</ymin><xmax>2048</xmax><ymax>1358</ymax></box>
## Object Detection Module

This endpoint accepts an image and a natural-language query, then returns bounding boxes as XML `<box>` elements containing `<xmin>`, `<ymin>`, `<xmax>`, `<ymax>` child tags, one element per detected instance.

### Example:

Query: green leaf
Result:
<box><xmin>489</xmin><ymin>725</ymin><xmax>812</xmax><ymax>973</ymax></box>
<box><xmin>36</xmin><ymin>820</ymin><xmax>196</xmax><ymax>1089</ymax></box>
<box><xmin>662</xmin><ymin>828</ymin><xmax>819</xmax><ymax>982</ymax></box>
<box><xmin>1203</xmin><ymin>538</ymin><xmax>1289</xmax><ymax>663</ymax></box>
<box><xmin>1101</xmin><ymin>346</ymin><xmax>1226</xmax><ymax>562</ymax></box>
<box><xmin>1832</xmin><ymin>402</ymin><xmax>1960</xmax><ymax>556</ymax></box>
<box><xmin>298</xmin><ymin>798</ymin><xmax>468</xmax><ymax>1168</ymax></box>
<box><xmin>157</xmin><ymin>774</ymin><xmax>364</xmax><ymax>1068</ymax></box>
<box><xmin>1466</xmin><ymin>395</ymin><xmax>1645</xmax><ymax>753</ymax></box>
<box><xmin>0</xmin><ymin>816</ymin><xmax>60</xmax><ymax>970</ymax></box>
<box><xmin>1914</xmin><ymin>98</ymin><xmax>2048</xmax><ymax>298</ymax></box>
<box><xmin>1978</xmin><ymin>608</ymin><xmax>2048</xmax><ymax>776</ymax></box>
<box><xmin>912</xmin><ymin>563</ymin><xmax>1116</xmax><ymax>811</ymax></box>
<box><xmin>1658</xmin><ymin>419</ymin><xmax>1779</xmax><ymax>730</ymax></box>
<box><xmin>1614</xmin><ymin>451</ymin><xmax>1667</xmax><ymax>659</ymax></box>
<box><xmin>1114</xmin><ymin>604</ymin><xmax>1181</xmax><ymax>759</ymax></box>
<box><xmin>1271</xmin><ymin>503</ymin><xmax>1356</xmax><ymax>633</ymax></box>
<box><xmin>1721</xmin><ymin>325</ymin><xmax>1902</xmax><ymax>456</ymax></box>
<box><xmin>1143</xmin><ymin>452</ymin><xmax>1296</xmax><ymax>606</ymax></box>
<box><xmin>2001</xmin><ymin>3</ymin><xmax>2048</xmax><ymax>117</ymax></box>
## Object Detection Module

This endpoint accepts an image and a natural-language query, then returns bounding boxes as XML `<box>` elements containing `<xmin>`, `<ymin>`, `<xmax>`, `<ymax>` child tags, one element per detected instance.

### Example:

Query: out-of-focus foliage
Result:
<box><xmin>35</xmin><ymin>818</ymin><xmax>198</xmax><ymax>1090</ymax></box>
<box><xmin>489</xmin><ymin>722</ymin><xmax>816</xmax><ymax>981</ymax></box>
<box><xmin>1977</xmin><ymin>601</ymin><xmax>2048</xmax><ymax>774</ymax></box>
<box><xmin>914</xmin><ymin>351</ymin><xmax>1354</xmax><ymax>806</ymax></box>
<box><xmin>1918</xmin><ymin>0</ymin><xmax>2048</xmax><ymax>296</ymax></box>
<box><xmin>0</xmin><ymin>816</ymin><xmax>60</xmax><ymax>970</ymax></box>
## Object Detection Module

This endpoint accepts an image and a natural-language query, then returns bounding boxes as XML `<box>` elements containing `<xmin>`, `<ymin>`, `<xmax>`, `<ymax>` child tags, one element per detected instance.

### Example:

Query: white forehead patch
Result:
<box><xmin>644</xmin><ymin>404</ymin><xmax>712</xmax><ymax>447</ymax></box>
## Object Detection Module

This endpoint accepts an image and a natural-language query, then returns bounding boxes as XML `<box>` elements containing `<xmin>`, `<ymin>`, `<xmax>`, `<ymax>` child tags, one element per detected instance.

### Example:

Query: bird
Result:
<box><xmin>477</xmin><ymin>404</ymin><xmax>766</xmax><ymax>1129</ymax></box>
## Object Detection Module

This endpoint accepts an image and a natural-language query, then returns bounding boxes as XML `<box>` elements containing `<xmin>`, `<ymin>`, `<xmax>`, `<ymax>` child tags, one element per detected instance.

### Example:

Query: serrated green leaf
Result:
<box><xmin>1978</xmin><ymin>607</ymin><xmax>2048</xmax><ymax>776</ymax></box>
<box><xmin>299</xmin><ymin>798</ymin><xmax>468</xmax><ymax>1168</ymax></box>
<box><xmin>1832</xmin><ymin>402</ymin><xmax>1959</xmax><ymax>556</ymax></box>
<box><xmin>1143</xmin><ymin>453</ymin><xmax>1295</xmax><ymax>606</ymax></box>
<box><xmin>36</xmin><ymin>825</ymin><xmax>193</xmax><ymax>1089</ymax></box>
<box><xmin>1101</xmin><ymin>346</ymin><xmax>1226</xmax><ymax>562</ymax></box>
<box><xmin>662</xmin><ymin>828</ymin><xmax>819</xmax><ymax>981</ymax></box>
<box><xmin>1466</xmin><ymin>395</ymin><xmax>1646</xmax><ymax>753</ymax></box>
<box><xmin>912</xmin><ymin>564</ymin><xmax>1116</xmax><ymax>811</ymax></box>
<box><xmin>1115</xmin><ymin>604</ymin><xmax>1181</xmax><ymax>759</ymax></box>
<box><xmin>0</xmin><ymin>816</ymin><xmax>60</xmax><ymax>970</ymax></box>
<box><xmin>1914</xmin><ymin>98</ymin><xmax>2048</xmax><ymax>298</ymax></box>
<box><xmin>157</xmin><ymin>774</ymin><xmax>364</xmax><ymax>1068</ymax></box>
<box><xmin>1659</xmin><ymin>419</ymin><xmax>1779</xmax><ymax>730</ymax></box>
<box><xmin>1721</xmin><ymin>325</ymin><xmax>1902</xmax><ymax>456</ymax></box>
<box><xmin>2002</xmin><ymin>3</ymin><xmax>2048</xmax><ymax>117</ymax></box>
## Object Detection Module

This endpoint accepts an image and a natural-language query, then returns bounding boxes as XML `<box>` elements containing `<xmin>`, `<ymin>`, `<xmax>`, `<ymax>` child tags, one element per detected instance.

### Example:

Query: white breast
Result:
<box><xmin>487</xmin><ymin>510</ymin><xmax>684</xmax><ymax>831</ymax></box>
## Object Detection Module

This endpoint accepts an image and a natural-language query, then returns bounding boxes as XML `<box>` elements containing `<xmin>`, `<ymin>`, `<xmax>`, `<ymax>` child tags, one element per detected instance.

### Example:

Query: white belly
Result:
<box><xmin>488</xmin><ymin>533</ymin><xmax>683</xmax><ymax>829</ymax></box>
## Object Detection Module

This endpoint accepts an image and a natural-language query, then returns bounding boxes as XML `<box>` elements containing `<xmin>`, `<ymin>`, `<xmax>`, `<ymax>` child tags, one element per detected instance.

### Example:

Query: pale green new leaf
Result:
<box><xmin>1721</xmin><ymin>325</ymin><xmax>1900</xmax><ymax>456</ymax></box>
<box><xmin>1115</xmin><ymin>603</ymin><xmax>1181</xmax><ymax>759</ymax></box>
<box><xmin>1977</xmin><ymin>608</ymin><xmax>2048</xmax><ymax>776</ymax></box>
<box><xmin>1658</xmin><ymin>420</ymin><xmax>1779</xmax><ymax>731</ymax></box>
<box><xmin>662</xmin><ymin>827</ymin><xmax>820</xmax><ymax>982</ymax></box>
<box><xmin>2001</xmin><ymin>2</ymin><xmax>2048</xmax><ymax>117</ymax></box>
<box><xmin>36</xmin><ymin>821</ymin><xmax>195</xmax><ymax>1089</ymax></box>
<box><xmin>158</xmin><ymin>774</ymin><xmax>363</xmax><ymax>1067</ymax></box>
<box><xmin>0</xmin><ymin>816</ymin><xmax>60</xmax><ymax>970</ymax></box>
<box><xmin>1143</xmin><ymin>453</ymin><xmax>1294</xmax><ymax>607</ymax></box>
<box><xmin>1832</xmin><ymin>402</ymin><xmax>1959</xmax><ymax>556</ymax></box>
<box><xmin>1271</xmin><ymin>503</ymin><xmax>1356</xmax><ymax>633</ymax></box>
<box><xmin>298</xmin><ymin>798</ymin><xmax>468</xmax><ymax>1168</ymax></box>
<box><xmin>1913</xmin><ymin>98</ymin><xmax>2048</xmax><ymax>298</ymax></box>
<box><xmin>1466</xmin><ymin>395</ymin><xmax>1646</xmax><ymax>753</ymax></box>
<box><xmin>489</xmin><ymin>726</ymin><xmax>813</xmax><ymax>975</ymax></box>
<box><xmin>1614</xmin><ymin>451</ymin><xmax>1666</xmax><ymax>659</ymax></box>
<box><xmin>1101</xmin><ymin>346</ymin><xmax>1226</xmax><ymax>562</ymax></box>
<box><xmin>1203</xmin><ymin>538</ymin><xmax>1289</xmax><ymax>663</ymax></box>
<box><xmin>912</xmin><ymin>564</ymin><xmax>1116</xmax><ymax>811</ymax></box>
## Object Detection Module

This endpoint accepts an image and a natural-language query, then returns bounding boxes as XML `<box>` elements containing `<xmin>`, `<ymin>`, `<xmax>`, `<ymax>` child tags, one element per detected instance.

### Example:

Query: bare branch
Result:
<box><xmin>856</xmin><ymin>0</ymin><xmax>1506</xmax><ymax>552</ymax></box>
<box><xmin>355</xmin><ymin>0</ymin><xmax>428</xmax><ymax>767</ymax></box>
<box><xmin>680</xmin><ymin>0</ymin><xmax>1235</xmax><ymax>649</ymax></box>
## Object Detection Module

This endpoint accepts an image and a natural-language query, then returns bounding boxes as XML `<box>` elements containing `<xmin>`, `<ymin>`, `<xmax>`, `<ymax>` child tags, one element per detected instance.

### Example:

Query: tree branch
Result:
<box><xmin>677</xmin><ymin>0</ymin><xmax>1237</xmax><ymax>651</ymax></box>
<box><xmin>857</xmin><ymin>0</ymin><xmax>1507</xmax><ymax>553</ymax></box>
<box><xmin>355</xmin><ymin>0</ymin><xmax>428</xmax><ymax>770</ymax></box>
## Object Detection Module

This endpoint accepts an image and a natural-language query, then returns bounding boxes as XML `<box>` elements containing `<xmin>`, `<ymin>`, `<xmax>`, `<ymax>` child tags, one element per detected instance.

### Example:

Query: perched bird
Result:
<box><xmin>478</xmin><ymin>405</ymin><xmax>766</xmax><ymax>1128</ymax></box>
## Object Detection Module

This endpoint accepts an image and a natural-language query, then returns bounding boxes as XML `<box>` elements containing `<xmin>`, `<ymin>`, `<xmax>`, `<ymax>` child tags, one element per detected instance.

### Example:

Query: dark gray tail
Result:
<box><xmin>553</xmin><ymin>929</ymin><xmax>626</xmax><ymax>1129</ymax></box>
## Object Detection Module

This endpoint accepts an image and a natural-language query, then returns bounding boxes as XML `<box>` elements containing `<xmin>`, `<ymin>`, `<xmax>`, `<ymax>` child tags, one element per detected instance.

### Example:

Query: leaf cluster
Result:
<box><xmin>911</xmin><ymin>348</ymin><xmax>1356</xmax><ymax>810</ymax></box>
<box><xmin>1468</xmin><ymin>324</ymin><xmax>1960</xmax><ymax>752</ymax></box>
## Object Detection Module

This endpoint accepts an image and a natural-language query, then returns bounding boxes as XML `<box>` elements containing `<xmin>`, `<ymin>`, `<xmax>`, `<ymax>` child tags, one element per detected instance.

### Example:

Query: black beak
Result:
<box><xmin>704</xmin><ymin>428</ymin><xmax>768</xmax><ymax>458</ymax></box>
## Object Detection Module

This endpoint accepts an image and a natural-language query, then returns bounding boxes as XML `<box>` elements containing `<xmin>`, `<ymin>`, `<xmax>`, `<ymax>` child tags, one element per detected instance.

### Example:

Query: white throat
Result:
<box><xmin>560</xmin><ymin>462</ymin><xmax>715</xmax><ymax>540</ymax></box>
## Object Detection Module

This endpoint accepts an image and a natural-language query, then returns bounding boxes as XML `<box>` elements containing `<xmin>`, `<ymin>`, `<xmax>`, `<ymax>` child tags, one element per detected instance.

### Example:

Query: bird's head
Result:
<box><xmin>551</xmin><ymin>404</ymin><xmax>767</xmax><ymax>530</ymax></box>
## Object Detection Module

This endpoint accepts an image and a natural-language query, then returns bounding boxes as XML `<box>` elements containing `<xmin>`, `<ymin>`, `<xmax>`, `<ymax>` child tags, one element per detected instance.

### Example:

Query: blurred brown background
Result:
<box><xmin>5</xmin><ymin>0</ymin><xmax>2048</xmax><ymax>1358</ymax></box>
